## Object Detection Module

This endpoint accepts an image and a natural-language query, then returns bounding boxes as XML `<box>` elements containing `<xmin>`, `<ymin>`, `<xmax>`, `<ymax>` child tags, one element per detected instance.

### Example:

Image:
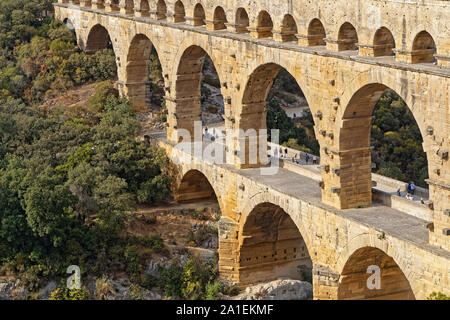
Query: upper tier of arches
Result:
<box><xmin>66</xmin><ymin>0</ymin><xmax>450</xmax><ymax>67</ymax></box>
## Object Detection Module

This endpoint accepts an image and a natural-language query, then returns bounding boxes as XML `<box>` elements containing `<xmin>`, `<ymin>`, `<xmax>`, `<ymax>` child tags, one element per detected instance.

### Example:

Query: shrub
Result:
<box><xmin>124</xmin><ymin>245</ymin><xmax>142</xmax><ymax>279</ymax></box>
<box><xmin>49</xmin><ymin>286</ymin><xmax>89</xmax><ymax>300</ymax></box>
<box><xmin>427</xmin><ymin>292</ymin><xmax>450</xmax><ymax>300</ymax></box>
<box><xmin>130</xmin><ymin>283</ymin><xmax>145</xmax><ymax>300</ymax></box>
<box><xmin>182</xmin><ymin>256</ymin><xmax>217</xmax><ymax>300</ymax></box>
<box><xmin>95</xmin><ymin>276</ymin><xmax>113</xmax><ymax>300</ymax></box>
<box><xmin>158</xmin><ymin>261</ymin><xmax>184</xmax><ymax>298</ymax></box>
<box><xmin>204</xmin><ymin>281</ymin><xmax>223</xmax><ymax>300</ymax></box>
<box><xmin>140</xmin><ymin>274</ymin><xmax>157</xmax><ymax>290</ymax></box>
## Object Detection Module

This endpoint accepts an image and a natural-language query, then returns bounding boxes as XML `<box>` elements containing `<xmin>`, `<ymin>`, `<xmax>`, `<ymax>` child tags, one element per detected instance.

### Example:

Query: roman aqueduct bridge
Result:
<box><xmin>54</xmin><ymin>0</ymin><xmax>449</xmax><ymax>299</ymax></box>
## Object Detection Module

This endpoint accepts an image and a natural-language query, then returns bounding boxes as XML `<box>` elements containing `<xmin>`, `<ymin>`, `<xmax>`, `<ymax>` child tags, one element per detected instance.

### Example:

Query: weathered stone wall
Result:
<box><xmin>158</xmin><ymin>139</ymin><xmax>450</xmax><ymax>300</ymax></box>
<box><xmin>54</xmin><ymin>2</ymin><xmax>450</xmax><ymax>297</ymax></box>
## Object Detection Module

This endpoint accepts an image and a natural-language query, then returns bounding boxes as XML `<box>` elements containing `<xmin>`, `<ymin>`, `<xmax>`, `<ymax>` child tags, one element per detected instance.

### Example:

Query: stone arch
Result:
<box><xmin>307</xmin><ymin>18</ymin><xmax>326</xmax><ymax>46</ymax></box>
<box><xmin>239</xmin><ymin>192</ymin><xmax>312</xmax><ymax>252</ymax></box>
<box><xmin>109</xmin><ymin>0</ymin><xmax>120</xmax><ymax>11</ymax></box>
<box><xmin>338</xmin><ymin>22</ymin><xmax>358</xmax><ymax>51</ymax></box>
<box><xmin>174</xmin><ymin>1</ymin><xmax>186</xmax><ymax>23</ymax></box>
<box><xmin>235</xmin><ymin>7</ymin><xmax>249</xmax><ymax>33</ymax></box>
<box><xmin>125</xmin><ymin>33</ymin><xmax>164</xmax><ymax>112</ymax></box>
<box><xmin>123</xmin><ymin>0</ymin><xmax>134</xmax><ymax>14</ymax></box>
<box><xmin>156</xmin><ymin>0</ymin><xmax>167</xmax><ymax>20</ymax></box>
<box><xmin>139</xmin><ymin>0</ymin><xmax>150</xmax><ymax>17</ymax></box>
<box><xmin>212</xmin><ymin>6</ymin><xmax>227</xmax><ymax>30</ymax></box>
<box><xmin>93</xmin><ymin>0</ymin><xmax>104</xmax><ymax>9</ymax></box>
<box><xmin>63</xmin><ymin>18</ymin><xmax>75</xmax><ymax>31</ymax></box>
<box><xmin>193</xmin><ymin>3</ymin><xmax>206</xmax><ymax>26</ymax></box>
<box><xmin>373</xmin><ymin>27</ymin><xmax>395</xmax><ymax>57</ymax></box>
<box><xmin>237</xmin><ymin>201</ymin><xmax>313</xmax><ymax>286</ymax></box>
<box><xmin>336</xmin><ymin>244</ymin><xmax>416</xmax><ymax>300</ymax></box>
<box><xmin>411</xmin><ymin>31</ymin><xmax>436</xmax><ymax>64</ymax></box>
<box><xmin>85</xmin><ymin>24</ymin><xmax>114</xmax><ymax>54</ymax></box>
<box><xmin>339</xmin><ymin>80</ymin><xmax>428</xmax><ymax>155</ymax></box>
<box><xmin>254</xmin><ymin>10</ymin><xmax>273</xmax><ymax>38</ymax></box>
<box><xmin>237</xmin><ymin>62</ymin><xmax>314</xmax><ymax>167</ymax></box>
<box><xmin>168</xmin><ymin>43</ymin><xmax>225</xmax><ymax>141</ymax></box>
<box><xmin>175</xmin><ymin>169</ymin><xmax>218</xmax><ymax>203</ymax></box>
<box><xmin>279</xmin><ymin>14</ymin><xmax>297</xmax><ymax>42</ymax></box>
<box><xmin>335</xmin><ymin>76</ymin><xmax>430</xmax><ymax>209</ymax></box>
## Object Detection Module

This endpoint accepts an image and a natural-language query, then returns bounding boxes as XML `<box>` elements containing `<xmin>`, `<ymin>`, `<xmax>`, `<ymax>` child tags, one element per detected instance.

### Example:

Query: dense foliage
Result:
<box><xmin>371</xmin><ymin>90</ymin><xmax>428</xmax><ymax>187</ymax></box>
<box><xmin>0</xmin><ymin>82</ymin><xmax>171</xmax><ymax>288</ymax></box>
<box><xmin>157</xmin><ymin>256</ymin><xmax>236</xmax><ymax>300</ymax></box>
<box><xmin>266</xmin><ymin>99</ymin><xmax>320</xmax><ymax>155</ymax></box>
<box><xmin>0</xmin><ymin>0</ymin><xmax>116</xmax><ymax>103</ymax></box>
<box><xmin>0</xmin><ymin>1</ymin><xmax>172</xmax><ymax>291</ymax></box>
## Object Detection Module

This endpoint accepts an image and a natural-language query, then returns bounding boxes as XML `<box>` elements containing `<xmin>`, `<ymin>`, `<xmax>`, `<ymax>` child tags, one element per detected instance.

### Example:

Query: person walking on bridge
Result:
<box><xmin>410</xmin><ymin>181</ymin><xmax>415</xmax><ymax>195</ymax></box>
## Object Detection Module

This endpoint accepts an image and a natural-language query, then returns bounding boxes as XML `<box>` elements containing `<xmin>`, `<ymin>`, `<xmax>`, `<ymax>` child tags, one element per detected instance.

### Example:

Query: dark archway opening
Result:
<box><xmin>279</xmin><ymin>14</ymin><xmax>297</xmax><ymax>42</ymax></box>
<box><xmin>175</xmin><ymin>170</ymin><xmax>217</xmax><ymax>202</ymax></box>
<box><xmin>338</xmin><ymin>247</ymin><xmax>415</xmax><ymax>300</ymax></box>
<box><xmin>85</xmin><ymin>24</ymin><xmax>113</xmax><ymax>54</ymax></box>
<box><xmin>193</xmin><ymin>3</ymin><xmax>206</xmax><ymax>27</ymax></box>
<box><xmin>307</xmin><ymin>19</ymin><xmax>326</xmax><ymax>46</ymax></box>
<box><xmin>213</xmin><ymin>7</ymin><xmax>227</xmax><ymax>30</ymax></box>
<box><xmin>124</xmin><ymin>0</ymin><xmax>135</xmax><ymax>15</ymax></box>
<box><xmin>255</xmin><ymin>11</ymin><xmax>273</xmax><ymax>38</ymax></box>
<box><xmin>140</xmin><ymin>0</ymin><xmax>150</xmax><ymax>17</ymax></box>
<box><xmin>411</xmin><ymin>31</ymin><xmax>436</xmax><ymax>64</ymax></box>
<box><xmin>338</xmin><ymin>22</ymin><xmax>358</xmax><ymax>51</ymax></box>
<box><xmin>239</xmin><ymin>203</ymin><xmax>312</xmax><ymax>286</ymax></box>
<box><xmin>156</xmin><ymin>0</ymin><xmax>167</xmax><ymax>20</ymax></box>
<box><xmin>174</xmin><ymin>1</ymin><xmax>186</xmax><ymax>23</ymax></box>
<box><xmin>373</xmin><ymin>27</ymin><xmax>395</xmax><ymax>57</ymax></box>
<box><xmin>235</xmin><ymin>8</ymin><xmax>249</xmax><ymax>33</ymax></box>
<box><xmin>109</xmin><ymin>0</ymin><xmax>120</xmax><ymax>12</ymax></box>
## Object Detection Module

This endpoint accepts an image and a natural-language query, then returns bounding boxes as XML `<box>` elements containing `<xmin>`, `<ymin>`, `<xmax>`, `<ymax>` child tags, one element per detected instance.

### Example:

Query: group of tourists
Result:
<box><xmin>275</xmin><ymin>147</ymin><xmax>318</xmax><ymax>165</ymax></box>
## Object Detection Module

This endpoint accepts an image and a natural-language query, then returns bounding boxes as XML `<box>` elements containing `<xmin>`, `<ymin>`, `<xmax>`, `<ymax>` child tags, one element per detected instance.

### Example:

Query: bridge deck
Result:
<box><xmin>151</xmin><ymin>132</ymin><xmax>450</xmax><ymax>260</ymax></box>
<box><xmin>239</xmin><ymin>167</ymin><xmax>450</xmax><ymax>259</ymax></box>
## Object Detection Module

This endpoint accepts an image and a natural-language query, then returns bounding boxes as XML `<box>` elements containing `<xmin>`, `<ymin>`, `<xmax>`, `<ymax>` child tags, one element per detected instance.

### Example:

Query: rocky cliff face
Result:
<box><xmin>230</xmin><ymin>280</ymin><xmax>313</xmax><ymax>300</ymax></box>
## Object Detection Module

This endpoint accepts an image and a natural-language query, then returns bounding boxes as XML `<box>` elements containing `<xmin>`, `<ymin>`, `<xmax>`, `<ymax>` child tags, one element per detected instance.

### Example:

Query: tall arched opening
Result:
<box><xmin>167</xmin><ymin>46</ymin><xmax>224</xmax><ymax>143</ymax></box>
<box><xmin>156</xmin><ymin>0</ymin><xmax>167</xmax><ymax>20</ymax></box>
<box><xmin>125</xmin><ymin>34</ymin><xmax>164</xmax><ymax>114</ymax></box>
<box><xmin>336</xmin><ymin>84</ymin><xmax>428</xmax><ymax>209</ymax></box>
<box><xmin>237</xmin><ymin>63</ymin><xmax>318</xmax><ymax>168</ymax></box>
